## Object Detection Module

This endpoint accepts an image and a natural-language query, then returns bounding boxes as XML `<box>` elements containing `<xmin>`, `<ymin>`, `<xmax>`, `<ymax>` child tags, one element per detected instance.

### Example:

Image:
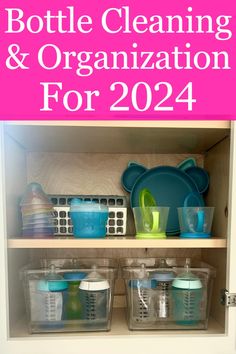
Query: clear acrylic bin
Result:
<box><xmin>21</xmin><ymin>258</ymin><xmax>117</xmax><ymax>333</ymax></box>
<box><xmin>120</xmin><ymin>258</ymin><xmax>216</xmax><ymax>330</ymax></box>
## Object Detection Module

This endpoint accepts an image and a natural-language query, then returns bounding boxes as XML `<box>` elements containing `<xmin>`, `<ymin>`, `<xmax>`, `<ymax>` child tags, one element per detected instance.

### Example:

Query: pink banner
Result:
<box><xmin>0</xmin><ymin>0</ymin><xmax>235</xmax><ymax>120</ymax></box>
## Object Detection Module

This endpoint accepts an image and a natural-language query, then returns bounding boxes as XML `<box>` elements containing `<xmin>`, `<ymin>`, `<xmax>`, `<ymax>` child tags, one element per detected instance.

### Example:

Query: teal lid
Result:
<box><xmin>70</xmin><ymin>198</ymin><xmax>82</xmax><ymax>206</ymax></box>
<box><xmin>172</xmin><ymin>258</ymin><xmax>202</xmax><ymax>290</ymax></box>
<box><xmin>63</xmin><ymin>272</ymin><xmax>87</xmax><ymax>280</ymax></box>
<box><xmin>172</xmin><ymin>277</ymin><xmax>202</xmax><ymax>289</ymax></box>
<box><xmin>37</xmin><ymin>264</ymin><xmax>68</xmax><ymax>292</ymax></box>
<box><xmin>37</xmin><ymin>279</ymin><xmax>68</xmax><ymax>292</ymax></box>
<box><xmin>70</xmin><ymin>199</ymin><xmax>108</xmax><ymax>212</ymax></box>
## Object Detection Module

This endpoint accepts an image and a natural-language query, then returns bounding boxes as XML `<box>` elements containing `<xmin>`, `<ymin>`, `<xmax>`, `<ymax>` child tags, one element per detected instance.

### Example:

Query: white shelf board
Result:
<box><xmin>8</xmin><ymin>236</ymin><xmax>227</xmax><ymax>249</ymax></box>
<box><xmin>11</xmin><ymin>309</ymin><xmax>225</xmax><ymax>339</ymax></box>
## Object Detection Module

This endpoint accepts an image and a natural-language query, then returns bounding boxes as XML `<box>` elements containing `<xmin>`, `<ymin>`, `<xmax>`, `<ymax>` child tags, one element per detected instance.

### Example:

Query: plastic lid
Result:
<box><xmin>37</xmin><ymin>279</ymin><xmax>68</xmax><ymax>292</ymax></box>
<box><xmin>79</xmin><ymin>279</ymin><xmax>110</xmax><ymax>291</ymax></box>
<box><xmin>172</xmin><ymin>258</ymin><xmax>202</xmax><ymax>290</ymax></box>
<box><xmin>20</xmin><ymin>183</ymin><xmax>53</xmax><ymax>206</ymax></box>
<box><xmin>172</xmin><ymin>278</ymin><xmax>202</xmax><ymax>289</ymax></box>
<box><xmin>79</xmin><ymin>265</ymin><xmax>110</xmax><ymax>291</ymax></box>
<box><xmin>70</xmin><ymin>199</ymin><xmax>108</xmax><ymax>212</ymax></box>
<box><xmin>37</xmin><ymin>264</ymin><xmax>68</xmax><ymax>292</ymax></box>
<box><xmin>63</xmin><ymin>272</ymin><xmax>87</xmax><ymax>281</ymax></box>
<box><xmin>152</xmin><ymin>271</ymin><xmax>175</xmax><ymax>282</ymax></box>
<box><xmin>152</xmin><ymin>258</ymin><xmax>175</xmax><ymax>282</ymax></box>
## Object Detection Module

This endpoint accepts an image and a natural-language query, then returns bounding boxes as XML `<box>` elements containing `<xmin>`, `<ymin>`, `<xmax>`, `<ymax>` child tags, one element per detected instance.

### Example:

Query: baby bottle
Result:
<box><xmin>79</xmin><ymin>265</ymin><xmax>110</xmax><ymax>322</ymax></box>
<box><xmin>63</xmin><ymin>272</ymin><xmax>87</xmax><ymax>320</ymax></box>
<box><xmin>20</xmin><ymin>182</ymin><xmax>55</xmax><ymax>238</ymax></box>
<box><xmin>130</xmin><ymin>263</ymin><xmax>157</xmax><ymax>324</ymax></box>
<box><xmin>153</xmin><ymin>259</ymin><xmax>175</xmax><ymax>320</ymax></box>
<box><xmin>172</xmin><ymin>258</ymin><xmax>203</xmax><ymax>325</ymax></box>
<box><xmin>37</xmin><ymin>265</ymin><xmax>68</xmax><ymax>327</ymax></box>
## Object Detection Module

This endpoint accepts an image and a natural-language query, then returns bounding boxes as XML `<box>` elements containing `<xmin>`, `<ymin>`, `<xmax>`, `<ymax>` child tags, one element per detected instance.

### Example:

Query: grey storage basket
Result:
<box><xmin>49</xmin><ymin>195</ymin><xmax>127</xmax><ymax>236</ymax></box>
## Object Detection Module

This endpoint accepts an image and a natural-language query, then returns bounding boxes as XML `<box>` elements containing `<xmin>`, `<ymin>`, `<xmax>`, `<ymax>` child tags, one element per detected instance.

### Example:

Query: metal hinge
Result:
<box><xmin>221</xmin><ymin>289</ymin><xmax>236</xmax><ymax>307</ymax></box>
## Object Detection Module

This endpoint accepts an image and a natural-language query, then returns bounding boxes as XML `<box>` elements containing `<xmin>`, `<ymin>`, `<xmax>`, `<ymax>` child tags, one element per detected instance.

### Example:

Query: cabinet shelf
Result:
<box><xmin>11</xmin><ymin>309</ymin><xmax>224</xmax><ymax>339</ymax></box>
<box><xmin>8</xmin><ymin>237</ymin><xmax>227</xmax><ymax>249</ymax></box>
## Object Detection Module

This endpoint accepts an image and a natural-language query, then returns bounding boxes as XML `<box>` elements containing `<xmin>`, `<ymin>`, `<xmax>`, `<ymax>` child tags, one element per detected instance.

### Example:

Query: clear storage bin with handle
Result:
<box><xmin>21</xmin><ymin>258</ymin><xmax>117</xmax><ymax>333</ymax></box>
<box><xmin>121</xmin><ymin>257</ymin><xmax>216</xmax><ymax>330</ymax></box>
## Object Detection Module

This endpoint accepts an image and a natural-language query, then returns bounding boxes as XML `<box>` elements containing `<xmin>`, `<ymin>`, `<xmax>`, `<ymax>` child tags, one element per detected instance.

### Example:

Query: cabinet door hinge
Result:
<box><xmin>221</xmin><ymin>289</ymin><xmax>236</xmax><ymax>307</ymax></box>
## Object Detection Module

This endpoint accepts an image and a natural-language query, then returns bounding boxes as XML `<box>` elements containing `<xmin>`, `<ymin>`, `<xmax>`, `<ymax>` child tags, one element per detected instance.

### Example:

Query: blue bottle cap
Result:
<box><xmin>63</xmin><ymin>272</ymin><xmax>87</xmax><ymax>280</ymax></box>
<box><xmin>37</xmin><ymin>279</ymin><xmax>68</xmax><ymax>292</ymax></box>
<box><xmin>37</xmin><ymin>265</ymin><xmax>68</xmax><ymax>292</ymax></box>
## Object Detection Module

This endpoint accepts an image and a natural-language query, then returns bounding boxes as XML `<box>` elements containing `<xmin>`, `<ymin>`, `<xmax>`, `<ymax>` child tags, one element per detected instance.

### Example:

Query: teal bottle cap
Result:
<box><xmin>37</xmin><ymin>279</ymin><xmax>68</xmax><ymax>292</ymax></box>
<box><xmin>63</xmin><ymin>272</ymin><xmax>87</xmax><ymax>280</ymax></box>
<box><xmin>172</xmin><ymin>277</ymin><xmax>202</xmax><ymax>289</ymax></box>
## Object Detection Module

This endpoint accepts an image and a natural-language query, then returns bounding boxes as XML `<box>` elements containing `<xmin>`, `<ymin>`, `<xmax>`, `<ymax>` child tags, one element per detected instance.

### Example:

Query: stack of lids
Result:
<box><xmin>20</xmin><ymin>182</ymin><xmax>55</xmax><ymax>238</ymax></box>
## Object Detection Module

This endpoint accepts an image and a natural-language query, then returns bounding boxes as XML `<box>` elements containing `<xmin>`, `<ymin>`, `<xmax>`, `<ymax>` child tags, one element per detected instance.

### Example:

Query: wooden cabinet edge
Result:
<box><xmin>7</xmin><ymin>237</ymin><xmax>227</xmax><ymax>249</ymax></box>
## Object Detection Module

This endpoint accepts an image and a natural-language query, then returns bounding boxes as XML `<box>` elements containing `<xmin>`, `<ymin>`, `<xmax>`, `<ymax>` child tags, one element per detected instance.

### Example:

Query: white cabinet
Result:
<box><xmin>0</xmin><ymin>121</ymin><xmax>236</xmax><ymax>354</ymax></box>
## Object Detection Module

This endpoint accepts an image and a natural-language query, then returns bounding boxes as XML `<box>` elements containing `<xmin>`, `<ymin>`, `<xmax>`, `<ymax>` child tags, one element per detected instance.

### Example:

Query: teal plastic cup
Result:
<box><xmin>178</xmin><ymin>207</ymin><xmax>214</xmax><ymax>238</ymax></box>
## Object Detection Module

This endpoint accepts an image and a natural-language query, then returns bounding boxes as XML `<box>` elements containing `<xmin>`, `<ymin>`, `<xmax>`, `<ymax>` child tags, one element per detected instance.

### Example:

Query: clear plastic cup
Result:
<box><xmin>132</xmin><ymin>207</ymin><xmax>169</xmax><ymax>239</ymax></box>
<box><xmin>178</xmin><ymin>207</ymin><xmax>214</xmax><ymax>238</ymax></box>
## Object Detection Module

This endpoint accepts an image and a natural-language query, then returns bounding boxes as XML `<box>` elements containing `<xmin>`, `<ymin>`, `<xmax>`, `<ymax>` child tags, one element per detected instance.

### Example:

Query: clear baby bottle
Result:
<box><xmin>153</xmin><ymin>259</ymin><xmax>175</xmax><ymax>320</ymax></box>
<box><xmin>130</xmin><ymin>263</ymin><xmax>157</xmax><ymax>324</ymax></box>
<box><xmin>36</xmin><ymin>265</ymin><xmax>68</xmax><ymax>328</ymax></box>
<box><xmin>79</xmin><ymin>265</ymin><xmax>110</xmax><ymax>323</ymax></box>
<box><xmin>172</xmin><ymin>258</ymin><xmax>203</xmax><ymax>325</ymax></box>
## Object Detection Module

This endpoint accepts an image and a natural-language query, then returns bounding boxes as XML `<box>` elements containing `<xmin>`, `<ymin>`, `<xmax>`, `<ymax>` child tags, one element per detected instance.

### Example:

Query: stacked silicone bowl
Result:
<box><xmin>20</xmin><ymin>183</ymin><xmax>55</xmax><ymax>238</ymax></box>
